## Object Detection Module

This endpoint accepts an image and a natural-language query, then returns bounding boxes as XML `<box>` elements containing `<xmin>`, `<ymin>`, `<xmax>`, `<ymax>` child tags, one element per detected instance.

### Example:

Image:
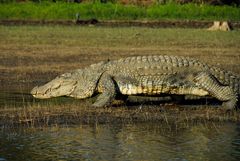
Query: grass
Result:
<box><xmin>0</xmin><ymin>26</ymin><xmax>240</xmax><ymax>126</ymax></box>
<box><xmin>0</xmin><ymin>2</ymin><xmax>240</xmax><ymax>21</ymax></box>
<box><xmin>1</xmin><ymin>103</ymin><xmax>240</xmax><ymax>128</ymax></box>
<box><xmin>1</xmin><ymin>26</ymin><xmax>239</xmax><ymax>74</ymax></box>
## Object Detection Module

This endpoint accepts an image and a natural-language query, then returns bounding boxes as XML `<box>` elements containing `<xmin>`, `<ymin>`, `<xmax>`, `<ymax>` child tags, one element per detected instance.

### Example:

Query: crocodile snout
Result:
<box><xmin>30</xmin><ymin>86</ymin><xmax>50</xmax><ymax>98</ymax></box>
<box><xmin>31</xmin><ymin>86</ymin><xmax>38</xmax><ymax>97</ymax></box>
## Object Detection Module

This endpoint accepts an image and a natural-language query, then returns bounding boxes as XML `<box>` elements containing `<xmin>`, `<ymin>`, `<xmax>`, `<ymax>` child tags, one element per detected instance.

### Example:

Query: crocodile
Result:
<box><xmin>31</xmin><ymin>55</ymin><xmax>240</xmax><ymax>109</ymax></box>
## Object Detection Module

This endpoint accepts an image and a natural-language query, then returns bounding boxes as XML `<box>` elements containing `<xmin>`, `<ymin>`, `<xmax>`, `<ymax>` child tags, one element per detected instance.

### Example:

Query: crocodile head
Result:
<box><xmin>31</xmin><ymin>68</ymin><xmax>104</xmax><ymax>99</ymax></box>
<box><xmin>31</xmin><ymin>72</ymin><xmax>78</xmax><ymax>99</ymax></box>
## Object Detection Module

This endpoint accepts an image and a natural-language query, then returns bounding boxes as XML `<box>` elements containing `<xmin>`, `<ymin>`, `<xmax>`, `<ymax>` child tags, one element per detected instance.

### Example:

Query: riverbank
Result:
<box><xmin>1</xmin><ymin>2</ymin><xmax>240</xmax><ymax>21</ymax></box>
<box><xmin>0</xmin><ymin>26</ymin><xmax>240</xmax><ymax>126</ymax></box>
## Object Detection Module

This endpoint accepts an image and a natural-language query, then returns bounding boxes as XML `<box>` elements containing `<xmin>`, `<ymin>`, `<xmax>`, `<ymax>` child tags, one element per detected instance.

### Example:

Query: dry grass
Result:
<box><xmin>1</xmin><ymin>26</ymin><xmax>239</xmax><ymax>69</ymax></box>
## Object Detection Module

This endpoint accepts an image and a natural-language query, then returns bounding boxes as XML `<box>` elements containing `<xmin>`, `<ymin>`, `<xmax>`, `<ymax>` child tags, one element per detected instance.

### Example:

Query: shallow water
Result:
<box><xmin>0</xmin><ymin>89</ymin><xmax>84</xmax><ymax>108</ymax></box>
<box><xmin>0</xmin><ymin>122</ymin><xmax>240</xmax><ymax>161</ymax></box>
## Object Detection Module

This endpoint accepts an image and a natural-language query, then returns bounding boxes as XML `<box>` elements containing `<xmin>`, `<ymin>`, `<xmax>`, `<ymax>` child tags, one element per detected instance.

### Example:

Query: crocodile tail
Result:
<box><xmin>210</xmin><ymin>66</ymin><xmax>240</xmax><ymax>95</ymax></box>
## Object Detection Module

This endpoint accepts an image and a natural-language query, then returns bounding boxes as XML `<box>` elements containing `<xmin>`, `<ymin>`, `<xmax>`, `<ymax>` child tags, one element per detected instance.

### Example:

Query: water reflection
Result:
<box><xmin>0</xmin><ymin>122</ymin><xmax>240</xmax><ymax>161</ymax></box>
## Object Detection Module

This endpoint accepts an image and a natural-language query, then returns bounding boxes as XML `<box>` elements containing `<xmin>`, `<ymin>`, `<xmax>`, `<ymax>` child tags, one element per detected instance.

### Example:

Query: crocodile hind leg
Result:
<box><xmin>92</xmin><ymin>74</ymin><xmax>116</xmax><ymax>107</ymax></box>
<box><xmin>194</xmin><ymin>72</ymin><xmax>238</xmax><ymax>109</ymax></box>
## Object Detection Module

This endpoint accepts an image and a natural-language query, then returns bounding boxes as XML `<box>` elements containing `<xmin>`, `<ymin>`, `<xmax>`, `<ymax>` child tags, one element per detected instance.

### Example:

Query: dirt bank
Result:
<box><xmin>1</xmin><ymin>19</ymin><xmax>240</xmax><ymax>28</ymax></box>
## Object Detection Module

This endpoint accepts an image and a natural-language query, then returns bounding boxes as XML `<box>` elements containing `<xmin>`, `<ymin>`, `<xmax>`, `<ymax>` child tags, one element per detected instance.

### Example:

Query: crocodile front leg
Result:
<box><xmin>92</xmin><ymin>74</ymin><xmax>116</xmax><ymax>107</ymax></box>
<box><xmin>194</xmin><ymin>72</ymin><xmax>238</xmax><ymax>110</ymax></box>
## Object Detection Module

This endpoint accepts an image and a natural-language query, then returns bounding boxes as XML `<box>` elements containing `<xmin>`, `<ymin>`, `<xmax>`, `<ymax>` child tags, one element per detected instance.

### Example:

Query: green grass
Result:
<box><xmin>0</xmin><ymin>2</ymin><xmax>240</xmax><ymax>21</ymax></box>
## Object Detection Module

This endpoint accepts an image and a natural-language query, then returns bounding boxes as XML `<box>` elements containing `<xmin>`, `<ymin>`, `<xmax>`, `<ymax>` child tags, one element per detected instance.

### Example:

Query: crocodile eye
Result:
<box><xmin>44</xmin><ymin>88</ymin><xmax>51</xmax><ymax>94</ymax></box>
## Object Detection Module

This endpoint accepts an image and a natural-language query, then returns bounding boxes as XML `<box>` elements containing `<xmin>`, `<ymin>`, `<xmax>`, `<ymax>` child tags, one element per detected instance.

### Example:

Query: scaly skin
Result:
<box><xmin>31</xmin><ymin>55</ymin><xmax>240</xmax><ymax>109</ymax></box>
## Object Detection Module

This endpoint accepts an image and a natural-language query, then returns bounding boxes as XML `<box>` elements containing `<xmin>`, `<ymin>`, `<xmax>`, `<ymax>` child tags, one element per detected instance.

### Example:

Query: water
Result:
<box><xmin>0</xmin><ymin>89</ymin><xmax>240</xmax><ymax>161</ymax></box>
<box><xmin>0</xmin><ymin>122</ymin><xmax>240</xmax><ymax>161</ymax></box>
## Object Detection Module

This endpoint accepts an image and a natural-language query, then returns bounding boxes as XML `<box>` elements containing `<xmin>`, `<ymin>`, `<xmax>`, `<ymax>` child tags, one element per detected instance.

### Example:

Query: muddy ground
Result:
<box><xmin>0</xmin><ymin>25</ymin><xmax>240</xmax><ymax>125</ymax></box>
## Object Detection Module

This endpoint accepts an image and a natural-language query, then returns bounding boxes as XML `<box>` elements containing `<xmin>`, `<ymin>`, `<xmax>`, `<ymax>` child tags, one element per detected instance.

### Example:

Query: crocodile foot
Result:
<box><xmin>222</xmin><ymin>98</ymin><xmax>238</xmax><ymax>110</ymax></box>
<box><xmin>194</xmin><ymin>71</ymin><xmax>238</xmax><ymax>110</ymax></box>
<box><xmin>92</xmin><ymin>73</ymin><xmax>116</xmax><ymax>107</ymax></box>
